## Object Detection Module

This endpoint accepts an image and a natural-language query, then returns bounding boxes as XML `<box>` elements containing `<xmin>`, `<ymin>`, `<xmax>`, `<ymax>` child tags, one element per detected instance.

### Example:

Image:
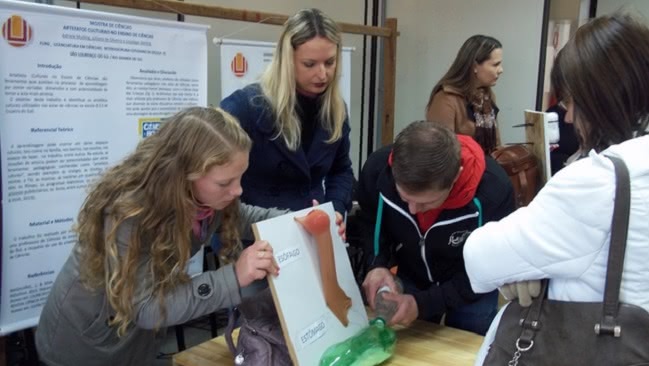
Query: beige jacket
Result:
<box><xmin>426</xmin><ymin>86</ymin><xmax>501</xmax><ymax>147</ymax></box>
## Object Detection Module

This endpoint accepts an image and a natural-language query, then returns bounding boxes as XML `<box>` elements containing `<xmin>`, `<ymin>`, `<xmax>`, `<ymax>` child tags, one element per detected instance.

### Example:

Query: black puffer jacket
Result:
<box><xmin>357</xmin><ymin>145</ymin><xmax>514</xmax><ymax>320</ymax></box>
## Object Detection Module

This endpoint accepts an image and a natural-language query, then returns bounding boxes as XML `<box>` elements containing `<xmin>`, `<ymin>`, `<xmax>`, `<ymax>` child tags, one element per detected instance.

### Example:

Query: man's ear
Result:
<box><xmin>452</xmin><ymin>166</ymin><xmax>463</xmax><ymax>185</ymax></box>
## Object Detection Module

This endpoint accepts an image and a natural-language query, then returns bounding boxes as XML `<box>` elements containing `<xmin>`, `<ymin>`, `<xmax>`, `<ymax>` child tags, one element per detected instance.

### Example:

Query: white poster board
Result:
<box><xmin>218</xmin><ymin>38</ymin><xmax>352</xmax><ymax>109</ymax></box>
<box><xmin>254</xmin><ymin>202</ymin><xmax>368</xmax><ymax>366</ymax></box>
<box><xmin>0</xmin><ymin>0</ymin><xmax>208</xmax><ymax>335</ymax></box>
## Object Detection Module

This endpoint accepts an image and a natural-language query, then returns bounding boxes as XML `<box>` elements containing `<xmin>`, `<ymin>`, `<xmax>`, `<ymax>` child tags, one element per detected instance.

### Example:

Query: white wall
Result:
<box><xmin>68</xmin><ymin>0</ymin><xmax>370</xmax><ymax>173</ymax></box>
<box><xmin>386</xmin><ymin>0</ymin><xmax>545</xmax><ymax>145</ymax></box>
<box><xmin>597</xmin><ymin>0</ymin><xmax>649</xmax><ymax>18</ymax></box>
<box><xmin>45</xmin><ymin>0</ymin><xmax>547</xmax><ymax>167</ymax></box>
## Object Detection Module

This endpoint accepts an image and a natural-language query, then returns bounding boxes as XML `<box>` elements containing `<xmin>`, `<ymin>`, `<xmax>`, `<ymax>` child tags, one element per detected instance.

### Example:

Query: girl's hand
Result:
<box><xmin>234</xmin><ymin>240</ymin><xmax>279</xmax><ymax>287</ymax></box>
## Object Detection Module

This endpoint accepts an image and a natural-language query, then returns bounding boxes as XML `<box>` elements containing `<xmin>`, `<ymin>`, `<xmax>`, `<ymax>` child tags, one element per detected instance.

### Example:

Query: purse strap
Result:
<box><xmin>596</xmin><ymin>155</ymin><xmax>631</xmax><ymax>336</ymax></box>
<box><xmin>514</xmin><ymin>155</ymin><xmax>631</xmax><ymax>355</ymax></box>
<box><xmin>225</xmin><ymin>307</ymin><xmax>240</xmax><ymax>356</ymax></box>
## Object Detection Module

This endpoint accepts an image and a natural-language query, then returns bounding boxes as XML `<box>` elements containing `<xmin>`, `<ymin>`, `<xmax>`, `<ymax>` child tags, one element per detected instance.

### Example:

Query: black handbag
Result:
<box><xmin>483</xmin><ymin>156</ymin><xmax>649</xmax><ymax>366</ymax></box>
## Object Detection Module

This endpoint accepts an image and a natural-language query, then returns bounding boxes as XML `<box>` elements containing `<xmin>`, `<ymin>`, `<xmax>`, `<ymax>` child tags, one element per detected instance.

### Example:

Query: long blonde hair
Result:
<box><xmin>260</xmin><ymin>8</ymin><xmax>346</xmax><ymax>151</ymax></box>
<box><xmin>76</xmin><ymin>107</ymin><xmax>251</xmax><ymax>336</ymax></box>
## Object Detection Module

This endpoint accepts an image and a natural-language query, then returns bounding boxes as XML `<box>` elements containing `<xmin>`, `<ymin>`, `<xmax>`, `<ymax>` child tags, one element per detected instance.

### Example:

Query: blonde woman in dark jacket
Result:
<box><xmin>221</xmin><ymin>9</ymin><xmax>353</xmax><ymax>217</ymax></box>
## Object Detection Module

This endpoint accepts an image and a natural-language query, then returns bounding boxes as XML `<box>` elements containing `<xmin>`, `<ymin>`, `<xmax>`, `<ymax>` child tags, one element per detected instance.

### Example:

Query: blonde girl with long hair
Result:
<box><xmin>36</xmin><ymin>107</ymin><xmax>283</xmax><ymax>366</ymax></box>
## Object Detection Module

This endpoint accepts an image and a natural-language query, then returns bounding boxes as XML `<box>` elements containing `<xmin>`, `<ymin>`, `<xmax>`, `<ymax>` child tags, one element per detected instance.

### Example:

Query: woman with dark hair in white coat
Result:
<box><xmin>463</xmin><ymin>13</ymin><xmax>649</xmax><ymax>365</ymax></box>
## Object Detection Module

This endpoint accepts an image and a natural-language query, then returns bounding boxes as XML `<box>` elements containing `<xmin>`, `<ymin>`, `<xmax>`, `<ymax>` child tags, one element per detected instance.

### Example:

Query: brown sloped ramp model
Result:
<box><xmin>295</xmin><ymin>209</ymin><xmax>352</xmax><ymax>327</ymax></box>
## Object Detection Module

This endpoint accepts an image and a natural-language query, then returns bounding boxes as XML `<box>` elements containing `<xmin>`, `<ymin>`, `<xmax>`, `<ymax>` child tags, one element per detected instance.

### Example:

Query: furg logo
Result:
<box><xmin>447</xmin><ymin>230</ymin><xmax>471</xmax><ymax>247</ymax></box>
<box><xmin>2</xmin><ymin>15</ymin><xmax>33</xmax><ymax>47</ymax></box>
<box><xmin>230</xmin><ymin>52</ymin><xmax>248</xmax><ymax>77</ymax></box>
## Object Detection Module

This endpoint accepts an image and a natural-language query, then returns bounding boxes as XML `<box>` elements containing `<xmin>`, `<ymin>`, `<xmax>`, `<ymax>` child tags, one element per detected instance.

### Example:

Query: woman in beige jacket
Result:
<box><xmin>426</xmin><ymin>35</ymin><xmax>503</xmax><ymax>154</ymax></box>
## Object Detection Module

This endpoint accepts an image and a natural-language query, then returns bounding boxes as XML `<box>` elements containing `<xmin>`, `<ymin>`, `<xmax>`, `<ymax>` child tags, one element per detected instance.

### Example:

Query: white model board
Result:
<box><xmin>253</xmin><ymin>202</ymin><xmax>368</xmax><ymax>366</ymax></box>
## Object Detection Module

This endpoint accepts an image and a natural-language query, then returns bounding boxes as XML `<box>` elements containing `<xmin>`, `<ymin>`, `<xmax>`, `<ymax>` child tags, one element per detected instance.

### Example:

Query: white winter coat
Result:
<box><xmin>463</xmin><ymin>135</ymin><xmax>649</xmax><ymax>365</ymax></box>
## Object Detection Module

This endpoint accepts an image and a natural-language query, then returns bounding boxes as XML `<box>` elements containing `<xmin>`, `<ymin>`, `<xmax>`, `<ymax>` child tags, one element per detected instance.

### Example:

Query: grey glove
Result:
<box><xmin>499</xmin><ymin>280</ymin><xmax>541</xmax><ymax>307</ymax></box>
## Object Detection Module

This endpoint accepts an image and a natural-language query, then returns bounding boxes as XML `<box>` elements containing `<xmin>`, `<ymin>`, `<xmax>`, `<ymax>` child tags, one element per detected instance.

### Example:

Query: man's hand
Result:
<box><xmin>380</xmin><ymin>292</ymin><xmax>418</xmax><ymax>326</ymax></box>
<box><xmin>499</xmin><ymin>280</ymin><xmax>541</xmax><ymax>307</ymax></box>
<box><xmin>362</xmin><ymin>267</ymin><xmax>397</xmax><ymax>309</ymax></box>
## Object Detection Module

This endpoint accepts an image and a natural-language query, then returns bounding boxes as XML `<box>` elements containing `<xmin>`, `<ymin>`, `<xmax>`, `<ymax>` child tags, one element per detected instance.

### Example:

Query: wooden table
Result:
<box><xmin>173</xmin><ymin>320</ymin><xmax>484</xmax><ymax>366</ymax></box>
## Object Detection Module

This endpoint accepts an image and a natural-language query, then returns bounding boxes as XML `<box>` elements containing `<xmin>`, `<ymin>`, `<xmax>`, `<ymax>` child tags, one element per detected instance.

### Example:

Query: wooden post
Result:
<box><xmin>524</xmin><ymin>110</ymin><xmax>551</xmax><ymax>186</ymax></box>
<box><xmin>24</xmin><ymin>329</ymin><xmax>38</xmax><ymax>366</ymax></box>
<box><xmin>381</xmin><ymin>18</ymin><xmax>398</xmax><ymax>147</ymax></box>
<box><xmin>1</xmin><ymin>336</ymin><xmax>6</xmax><ymax>366</ymax></box>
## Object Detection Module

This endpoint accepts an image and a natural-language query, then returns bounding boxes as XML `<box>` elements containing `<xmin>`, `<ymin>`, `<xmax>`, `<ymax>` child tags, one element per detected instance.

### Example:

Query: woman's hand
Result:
<box><xmin>234</xmin><ymin>240</ymin><xmax>280</xmax><ymax>288</ymax></box>
<box><xmin>311</xmin><ymin>199</ymin><xmax>346</xmax><ymax>242</ymax></box>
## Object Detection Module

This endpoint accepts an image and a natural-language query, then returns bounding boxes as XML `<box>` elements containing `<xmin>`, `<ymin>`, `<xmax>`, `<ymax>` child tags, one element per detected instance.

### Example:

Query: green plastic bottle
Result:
<box><xmin>319</xmin><ymin>318</ymin><xmax>396</xmax><ymax>366</ymax></box>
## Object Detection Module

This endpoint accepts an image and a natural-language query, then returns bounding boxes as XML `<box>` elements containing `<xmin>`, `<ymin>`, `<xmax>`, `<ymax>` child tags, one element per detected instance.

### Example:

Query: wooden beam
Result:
<box><xmin>380</xmin><ymin>18</ymin><xmax>398</xmax><ymax>147</ymax></box>
<box><xmin>72</xmin><ymin>0</ymin><xmax>393</xmax><ymax>37</ymax></box>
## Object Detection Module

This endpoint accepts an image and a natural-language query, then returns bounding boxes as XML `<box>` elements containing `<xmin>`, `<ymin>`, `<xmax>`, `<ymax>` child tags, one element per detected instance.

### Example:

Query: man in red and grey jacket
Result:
<box><xmin>357</xmin><ymin>121</ymin><xmax>514</xmax><ymax>335</ymax></box>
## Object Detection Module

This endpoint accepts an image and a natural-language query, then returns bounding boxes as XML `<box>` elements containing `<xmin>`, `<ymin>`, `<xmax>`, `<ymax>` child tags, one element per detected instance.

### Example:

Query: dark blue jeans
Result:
<box><xmin>399</xmin><ymin>275</ymin><xmax>498</xmax><ymax>335</ymax></box>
